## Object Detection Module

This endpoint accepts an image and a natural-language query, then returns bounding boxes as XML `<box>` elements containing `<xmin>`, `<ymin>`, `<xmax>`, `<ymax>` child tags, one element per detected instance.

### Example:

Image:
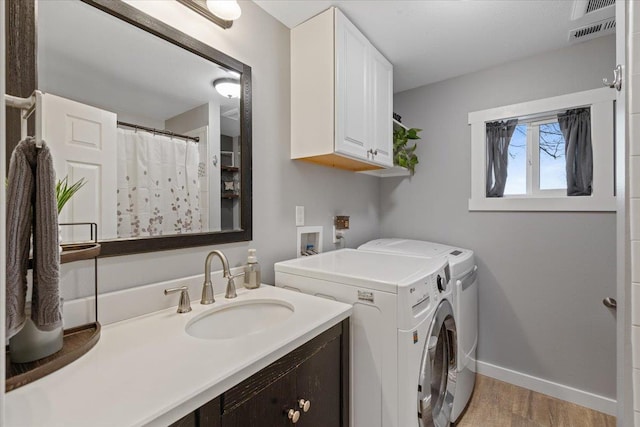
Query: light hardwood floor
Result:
<box><xmin>455</xmin><ymin>375</ymin><xmax>616</xmax><ymax>427</ymax></box>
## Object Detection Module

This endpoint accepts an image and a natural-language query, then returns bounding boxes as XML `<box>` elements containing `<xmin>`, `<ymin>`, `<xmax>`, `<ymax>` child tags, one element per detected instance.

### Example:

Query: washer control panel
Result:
<box><xmin>398</xmin><ymin>259</ymin><xmax>450</xmax><ymax>328</ymax></box>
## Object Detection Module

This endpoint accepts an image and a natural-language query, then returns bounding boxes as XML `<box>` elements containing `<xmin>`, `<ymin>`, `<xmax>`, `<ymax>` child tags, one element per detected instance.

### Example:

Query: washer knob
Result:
<box><xmin>436</xmin><ymin>275</ymin><xmax>446</xmax><ymax>292</ymax></box>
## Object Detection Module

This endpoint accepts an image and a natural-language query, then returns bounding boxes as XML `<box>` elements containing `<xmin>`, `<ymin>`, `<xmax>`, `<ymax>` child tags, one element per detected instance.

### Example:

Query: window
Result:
<box><xmin>468</xmin><ymin>88</ymin><xmax>615</xmax><ymax>211</ymax></box>
<box><xmin>504</xmin><ymin>118</ymin><xmax>569</xmax><ymax>197</ymax></box>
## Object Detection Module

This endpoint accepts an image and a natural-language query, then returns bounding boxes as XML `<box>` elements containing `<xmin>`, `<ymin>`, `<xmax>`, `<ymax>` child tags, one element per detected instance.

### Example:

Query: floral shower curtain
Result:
<box><xmin>117</xmin><ymin>128</ymin><xmax>202</xmax><ymax>238</ymax></box>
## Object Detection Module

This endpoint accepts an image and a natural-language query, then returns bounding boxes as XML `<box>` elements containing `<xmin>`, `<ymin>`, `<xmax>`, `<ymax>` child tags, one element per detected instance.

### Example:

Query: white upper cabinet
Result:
<box><xmin>291</xmin><ymin>7</ymin><xmax>393</xmax><ymax>171</ymax></box>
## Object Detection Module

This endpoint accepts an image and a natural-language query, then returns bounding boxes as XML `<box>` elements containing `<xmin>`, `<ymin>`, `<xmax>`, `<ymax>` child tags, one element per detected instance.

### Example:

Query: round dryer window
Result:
<box><xmin>418</xmin><ymin>299</ymin><xmax>457</xmax><ymax>427</ymax></box>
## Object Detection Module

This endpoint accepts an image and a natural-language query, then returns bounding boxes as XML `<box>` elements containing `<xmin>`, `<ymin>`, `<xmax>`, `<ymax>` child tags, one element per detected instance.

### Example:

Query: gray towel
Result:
<box><xmin>6</xmin><ymin>138</ymin><xmax>61</xmax><ymax>339</ymax></box>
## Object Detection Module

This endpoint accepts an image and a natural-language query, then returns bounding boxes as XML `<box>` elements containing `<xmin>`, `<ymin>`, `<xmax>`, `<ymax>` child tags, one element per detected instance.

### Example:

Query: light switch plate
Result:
<box><xmin>295</xmin><ymin>206</ymin><xmax>305</xmax><ymax>226</ymax></box>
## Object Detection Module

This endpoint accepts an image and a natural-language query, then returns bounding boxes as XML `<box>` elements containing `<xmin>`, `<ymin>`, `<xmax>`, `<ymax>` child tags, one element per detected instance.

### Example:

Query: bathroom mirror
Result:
<box><xmin>6</xmin><ymin>0</ymin><xmax>252</xmax><ymax>256</ymax></box>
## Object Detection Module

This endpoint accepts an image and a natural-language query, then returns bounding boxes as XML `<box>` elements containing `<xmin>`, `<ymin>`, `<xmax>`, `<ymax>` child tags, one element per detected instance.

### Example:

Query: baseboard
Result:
<box><xmin>476</xmin><ymin>360</ymin><xmax>617</xmax><ymax>416</ymax></box>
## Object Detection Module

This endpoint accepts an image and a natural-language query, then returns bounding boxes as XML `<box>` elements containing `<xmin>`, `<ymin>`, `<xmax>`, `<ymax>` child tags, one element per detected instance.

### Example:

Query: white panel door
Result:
<box><xmin>335</xmin><ymin>9</ymin><xmax>370</xmax><ymax>162</ymax></box>
<box><xmin>42</xmin><ymin>93</ymin><xmax>117</xmax><ymax>241</ymax></box>
<box><xmin>369</xmin><ymin>47</ymin><xmax>394</xmax><ymax>167</ymax></box>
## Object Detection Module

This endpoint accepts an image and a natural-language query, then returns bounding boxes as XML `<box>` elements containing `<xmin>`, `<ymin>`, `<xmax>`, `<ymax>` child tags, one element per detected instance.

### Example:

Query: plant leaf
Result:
<box><xmin>56</xmin><ymin>175</ymin><xmax>87</xmax><ymax>214</ymax></box>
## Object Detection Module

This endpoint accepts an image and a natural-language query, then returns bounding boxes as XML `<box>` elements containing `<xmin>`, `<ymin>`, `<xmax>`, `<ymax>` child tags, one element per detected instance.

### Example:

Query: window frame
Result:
<box><xmin>468</xmin><ymin>87</ymin><xmax>616</xmax><ymax>212</ymax></box>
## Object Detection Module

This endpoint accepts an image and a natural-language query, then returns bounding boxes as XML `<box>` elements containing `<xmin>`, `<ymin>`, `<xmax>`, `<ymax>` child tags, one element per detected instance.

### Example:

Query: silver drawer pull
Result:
<box><xmin>298</xmin><ymin>398</ymin><xmax>311</xmax><ymax>412</ymax></box>
<box><xmin>287</xmin><ymin>409</ymin><xmax>300</xmax><ymax>423</ymax></box>
<box><xmin>603</xmin><ymin>297</ymin><xmax>617</xmax><ymax>309</ymax></box>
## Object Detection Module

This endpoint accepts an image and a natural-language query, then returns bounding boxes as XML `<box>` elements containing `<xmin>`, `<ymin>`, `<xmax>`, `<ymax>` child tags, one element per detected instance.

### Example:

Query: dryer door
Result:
<box><xmin>417</xmin><ymin>300</ymin><xmax>457</xmax><ymax>427</ymax></box>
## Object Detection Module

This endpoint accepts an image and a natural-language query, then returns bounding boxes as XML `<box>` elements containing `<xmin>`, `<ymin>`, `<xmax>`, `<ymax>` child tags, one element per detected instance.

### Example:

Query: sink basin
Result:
<box><xmin>185</xmin><ymin>299</ymin><xmax>295</xmax><ymax>340</ymax></box>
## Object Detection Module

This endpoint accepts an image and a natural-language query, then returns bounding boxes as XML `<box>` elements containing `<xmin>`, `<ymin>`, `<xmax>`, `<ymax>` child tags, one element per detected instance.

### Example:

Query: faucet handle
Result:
<box><xmin>164</xmin><ymin>286</ymin><xmax>192</xmax><ymax>313</ymax></box>
<box><xmin>225</xmin><ymin>273</ymin><xmax>243</xmax><ymax>299</ymax></box>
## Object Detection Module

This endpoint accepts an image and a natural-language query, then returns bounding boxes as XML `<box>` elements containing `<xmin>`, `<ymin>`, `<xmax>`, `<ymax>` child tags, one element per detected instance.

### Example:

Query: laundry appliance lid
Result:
<box><xmin>274</xmin><ymin>249</ymin><xmax>448</xmax><ymax>294</ymax></box>
<box><xmin>358</xmin><ymin>238</ymin><xmax>475</xmax><ymax>278</ymax></box>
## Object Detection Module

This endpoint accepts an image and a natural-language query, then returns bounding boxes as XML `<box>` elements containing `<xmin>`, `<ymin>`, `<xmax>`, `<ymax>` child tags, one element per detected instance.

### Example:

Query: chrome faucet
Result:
<box><xmin>202</xmin><ymin>250</ymin><xmax>237</xmax><ymax>304</ymax></box>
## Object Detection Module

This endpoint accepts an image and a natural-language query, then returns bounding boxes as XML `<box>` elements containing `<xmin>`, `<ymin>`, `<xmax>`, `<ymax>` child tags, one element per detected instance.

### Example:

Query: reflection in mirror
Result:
<box><xmin>35</xmin><ymin>0</ymin><xmax>245</xmax><ymax>244</ymax></box>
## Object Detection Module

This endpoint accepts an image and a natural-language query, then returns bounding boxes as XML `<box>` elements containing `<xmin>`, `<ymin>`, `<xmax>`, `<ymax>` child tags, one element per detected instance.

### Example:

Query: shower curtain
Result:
<box><xmin>117</xmin><ymin>128</ymin><xmax>202</xmax><ymax>238</ymax></box>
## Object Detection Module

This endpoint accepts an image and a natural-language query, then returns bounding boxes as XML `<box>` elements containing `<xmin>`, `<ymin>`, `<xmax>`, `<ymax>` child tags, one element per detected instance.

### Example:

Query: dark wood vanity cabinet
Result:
<box><xmin>170</xmin><ymin>319</ymin><xmax>349</xmax><ymax>427</ymax></box>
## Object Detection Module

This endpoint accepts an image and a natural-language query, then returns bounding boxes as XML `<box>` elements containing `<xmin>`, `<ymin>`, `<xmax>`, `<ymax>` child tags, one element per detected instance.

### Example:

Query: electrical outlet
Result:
<box><xmin>295</xmin><ymin>206</ymin><xmax>305</xmax><ymax>226</ymax></box>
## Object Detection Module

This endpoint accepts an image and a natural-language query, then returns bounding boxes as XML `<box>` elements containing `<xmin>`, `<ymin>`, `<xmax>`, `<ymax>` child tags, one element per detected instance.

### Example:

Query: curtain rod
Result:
<box><xmin>117</xmin><ymin>121</ymin><xmax>200</xmax><ymax>143</ymax></box>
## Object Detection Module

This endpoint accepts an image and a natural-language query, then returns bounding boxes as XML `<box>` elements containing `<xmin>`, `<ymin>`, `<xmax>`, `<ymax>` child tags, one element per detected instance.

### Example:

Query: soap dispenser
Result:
<box><xmin>244</xmin><ymin>249</ymin><xmax>261</xmax><ymax>289</ymax></box>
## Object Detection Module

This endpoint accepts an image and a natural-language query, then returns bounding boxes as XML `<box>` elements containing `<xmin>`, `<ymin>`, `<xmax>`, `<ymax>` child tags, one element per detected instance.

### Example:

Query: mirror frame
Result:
<box><xmin>7</xmin><ymin>0</ymin><xmax>253</xmax><ymax>257</ymax></box>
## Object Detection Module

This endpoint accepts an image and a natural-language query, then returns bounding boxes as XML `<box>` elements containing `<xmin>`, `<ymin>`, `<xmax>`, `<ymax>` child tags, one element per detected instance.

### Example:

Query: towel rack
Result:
<box><xmin>4</xmin><ymin>90</ymin><xmax>43</xmax><ymax>148</ymax></box>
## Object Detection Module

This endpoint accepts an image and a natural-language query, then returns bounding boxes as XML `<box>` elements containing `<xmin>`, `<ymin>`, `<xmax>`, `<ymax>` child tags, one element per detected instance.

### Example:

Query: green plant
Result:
<box><xmin>55</xmin><ymin>176</ymin><xmax>86</xmax><ymax>214</ymax></box>
<box><xmin>393</xmin><ymin>127</ymin><xmax>422</xmax><ymax>175</ymax></box>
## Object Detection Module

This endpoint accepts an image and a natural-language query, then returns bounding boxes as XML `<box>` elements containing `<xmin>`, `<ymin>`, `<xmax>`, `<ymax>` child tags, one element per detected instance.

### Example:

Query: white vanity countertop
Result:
<box><xmin>5</xmin><ymin>286</ymin><xmax>352</xmax><ymax>427</ymax></box>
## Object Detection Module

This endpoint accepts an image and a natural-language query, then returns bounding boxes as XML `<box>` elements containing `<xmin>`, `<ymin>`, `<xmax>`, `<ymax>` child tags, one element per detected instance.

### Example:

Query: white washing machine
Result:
<box><xmin>275</xmin><ymin>249</ymin><xmax>457</xmax><ymax>427</ymax></box>
<box><xmin>358</xmin><ymin>238</ymin><xmax>478</xmax><ymax>423</ymax></box>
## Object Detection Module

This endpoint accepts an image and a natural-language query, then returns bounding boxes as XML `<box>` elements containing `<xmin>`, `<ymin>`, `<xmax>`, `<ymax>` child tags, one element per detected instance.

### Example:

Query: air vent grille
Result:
<box><xmin>586</xmin><ymin>0</ymin><xmax>615</xmax><ymax>14</ymax></box>
<box><xmin>574</xmin><ymin>23</ymin><xmax>602</xmax><ymax>38</ymax></box>
<box><xmin>569</xmin><ymin>17</ymin><xmax>615</xmax><ymax>43</ymax></box>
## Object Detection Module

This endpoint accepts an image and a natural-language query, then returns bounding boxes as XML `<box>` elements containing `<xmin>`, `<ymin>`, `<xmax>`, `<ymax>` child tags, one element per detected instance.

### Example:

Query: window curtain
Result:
<box><xmin>557</xmin><ymin>108</ymin><xmax>592</xmax><ymax>196</ymax></box>
<box><xmin>116</xmin><ymin>128</ymin><xmax>202</xmax><ymax>238</ymax></box>
<box><xmin>486</xmin><ymin>119</ymin><xmax>517</xmax><ymax>197</ymax></box>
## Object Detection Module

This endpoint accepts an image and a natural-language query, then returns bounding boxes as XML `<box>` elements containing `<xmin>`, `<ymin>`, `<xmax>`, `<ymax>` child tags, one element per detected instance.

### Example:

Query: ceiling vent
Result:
<box><xmin>572</xmin><ymin>0</ymin><xmax>615</xmax><ymax>20</ymax></box>
<box><xmin>569</xmin><ymin>17</ymin><xmax>616</xmax><ymax>43</ymax></box>
<box><xmin>586</xmin><ymin>0</ymin><xmax>615</xmax><ymax>14</ymax></box>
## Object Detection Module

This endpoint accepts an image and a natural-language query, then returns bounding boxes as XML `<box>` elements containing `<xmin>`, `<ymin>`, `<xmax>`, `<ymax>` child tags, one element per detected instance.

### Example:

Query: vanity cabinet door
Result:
<box><xmin>198</xmin><ymin>398</ymin><xmax>222</xmax><ymax>427</ymax></box>
<box><xmin>295</xmin><ymin>335</ymin><xmax>342</xmax><ymax>426</ymax></box>
<box><xmin>169</xmin><ymin>397</ymin><xmax>220</xmax><ymax>427</ymax></box>
<box><xmin>169</xmin><ymin>412</ymin><xmax>197</xmax><ymax>427</ymax></box>
<box><xmin>221</xmin><ymin>372</ymin><xmax>293</xmax><ymax>427</ymax></box>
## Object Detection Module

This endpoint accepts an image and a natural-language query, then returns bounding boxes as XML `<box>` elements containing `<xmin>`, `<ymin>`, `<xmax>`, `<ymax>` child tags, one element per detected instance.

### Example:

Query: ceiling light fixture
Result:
<box><xmin>214</xmin><ymin>78</ymin><xmax>241</xmax><ymax>99</ymax></box>
<box><xmin>176</xmin><ymin>0</ymin><xmax>241</xmax><ymax>30</ymax></box>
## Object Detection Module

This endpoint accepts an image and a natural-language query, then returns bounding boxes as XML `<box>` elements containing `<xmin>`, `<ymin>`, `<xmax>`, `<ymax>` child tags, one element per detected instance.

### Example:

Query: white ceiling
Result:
<box><xmin>38</xmin><ymin>0</ymin><xmax>239</xmax><ymax>129</ymax></box>
<box><xmin>253</xmin><ymin>0</ymin><xmax>614</xmax><ymax>93</ymax></box>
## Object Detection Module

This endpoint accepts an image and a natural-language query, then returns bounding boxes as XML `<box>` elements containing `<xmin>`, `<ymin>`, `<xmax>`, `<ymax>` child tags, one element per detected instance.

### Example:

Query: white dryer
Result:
<box><xmin>275</xmin><ymin>249</ymin><xmax>456</xmax><ymax>427</ymax></box>
<box><xmin>358</xmin><ymin>238</ymin><xmax>478</xmax><ymax>422</ymax></box>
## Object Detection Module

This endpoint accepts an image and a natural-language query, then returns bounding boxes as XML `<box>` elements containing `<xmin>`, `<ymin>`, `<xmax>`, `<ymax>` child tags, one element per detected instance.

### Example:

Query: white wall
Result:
<box><xmin>86</xmin><ymin>0</ymin><xmax>380</xmax><ymax>296</ymax></box>
<box><xmin>629</xmin><ymin>1</ymin><xmax>640</xmax><ymax>424</ymax></box>
<box><xmin>386</xmin><ymin>35</ymin><xmax>617</xmax><ymax>410</ymax></box>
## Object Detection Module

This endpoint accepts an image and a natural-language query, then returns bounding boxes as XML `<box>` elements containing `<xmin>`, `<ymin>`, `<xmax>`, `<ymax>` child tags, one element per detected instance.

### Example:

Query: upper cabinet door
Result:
<box><xmin>335</xmin><ymin>9</ymin><xmax>370</xmax><ymax>161</ymax></box>
<box><xmin>369</xmin><ymin>48</ymin><xmax>394</xmax><ymax>167</ymax></box>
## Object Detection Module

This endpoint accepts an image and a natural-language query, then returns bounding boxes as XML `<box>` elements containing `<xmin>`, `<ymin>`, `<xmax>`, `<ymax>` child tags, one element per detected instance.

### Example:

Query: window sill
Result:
<box><xmin>468</xmin><ymin>196</ymin><xmax>616</xmax><ymax>212</ymax></box>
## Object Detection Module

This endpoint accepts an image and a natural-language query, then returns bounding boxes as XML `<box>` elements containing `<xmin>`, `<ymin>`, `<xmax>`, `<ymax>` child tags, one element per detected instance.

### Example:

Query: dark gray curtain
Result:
<box><xmin>486</xmin><ymin>119</ymin><xmax>517</xmax><ymax>197</ymax></box>
<box><xmin>558</xmin><ymin>108</ymin><xmax>592</xmax><ymax>196</ymax></box>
